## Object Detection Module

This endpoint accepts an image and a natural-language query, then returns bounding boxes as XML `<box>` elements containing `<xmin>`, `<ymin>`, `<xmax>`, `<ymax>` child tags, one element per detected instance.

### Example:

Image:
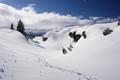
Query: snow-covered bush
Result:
<box><xmin>82</xmin><ymin>31</ymin><xmax>87</xmax><ymax>39</ymax></box>
<box><xmin>67</xmin><ymin>44</ymin><xmax>73</xmax><ymax>51</ymax></box>
<box><xmin>69</xmin><ymin>31</ymin><xmax>81</xmax><ymax>42</ymax></box>
<box><xmin>103</xmin><ymin>28</ymin><xmax>113</xmax><ymax>36</ymax></box>
<box><xmin>42</xmin><ymin>36</ymin><xmax>48</xmax><ymax>41</ymax></box>
<box><xmin>62</xmin><ymin>48</ymin><xmax>67</xmax><ymax>54</ymax></box>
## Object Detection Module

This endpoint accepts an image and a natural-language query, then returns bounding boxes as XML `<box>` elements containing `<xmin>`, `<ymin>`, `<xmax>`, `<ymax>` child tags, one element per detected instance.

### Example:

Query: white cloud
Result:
<box><xmin>0</xmin><ymin>3</ymin><xmax>93</xmax><ymax>29</ymax></box>
<box><xmin>0</xmin><ymin>3</ymin><xmax>117</xmax><ymax>29</ymax></box>
<box><xmin>89</xmin><ymin>17</ymin><xmax>101</xmax><ymax>21</ymax></box>
<box><xmin>96</xmin><ymin>18</ymin><xmax>117</xmax><ymax>23</ymax></box>
<box><xmin>21</xmin><ymin>4</ymin><xmax>36</xmax><ymax>13</ymax></box>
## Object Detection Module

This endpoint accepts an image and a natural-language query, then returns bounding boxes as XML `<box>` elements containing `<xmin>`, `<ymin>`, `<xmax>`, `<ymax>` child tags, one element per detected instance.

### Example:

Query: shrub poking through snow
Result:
<box><xmin>70</xmin><ymin>44</ymin><xmax>73</xmax><ymax>48</ymax></box>
<box><xmin>82</xmin><ymin>31</ymin><xmax>87</xmax><ymax>39</ymax></box>
<box><xmin>103</xmin><ymin>28</ymin><xmax>113</xmax><ymax>36</ymax></box>
<box><xmin>42</xmin><ymin>36</ymin><xmax>48</xmax><ymax>41</ymax></box>
<box><xmin>68</xmin><ymin>47</ymin><xmax>72</xmax><ymax>51</ymax></box>
<box><xmin>74</xmin><ymin>34</ymin><xmax>81</xmax><ymax>42</ymax></box>
<box><xmin>69</xmin><ymin>31</ymin><xmax>81</xmax><ymax>42</ymax></box>
<box><xmin>10</xmin><ymin>23</ymin><xmax>14</xmax><ymax>30</ymax></box>
<box><xmin>118</xmin><ymin>19</ymin><xmax>120</xmax><ymax>26</ymax></box>
<box><xmin>62</xmin><ymin>48</ymin><xmax>67</xmax><ymax>54</ymax></box>
<box><xmin>66</xmin><ymin>44</ymin><xmax>73</xmax><ymax>52</ymax></box>
<box><xmin>73</xmin><ymin>31</ymin><xmax>76</xmax><ymax>37</ymax></box>
<box><xmin>69</xmin><ymin>32</ymin><xmax>74</xmax><ymax>38</ymax></box>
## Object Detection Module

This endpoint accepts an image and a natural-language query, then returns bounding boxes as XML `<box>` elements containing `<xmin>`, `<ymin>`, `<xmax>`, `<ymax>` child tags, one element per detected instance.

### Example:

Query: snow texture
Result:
<box><xmin>0</xmin><ymin>21</ymin><xmax>120</xmax><ymax>80</ymax></box>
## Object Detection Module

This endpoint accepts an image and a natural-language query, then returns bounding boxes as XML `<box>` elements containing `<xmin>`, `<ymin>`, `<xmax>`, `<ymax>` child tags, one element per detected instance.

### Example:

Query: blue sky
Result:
<box><xmin>1</xmin><ymin>0</ymin><xmax>120</xmax><ymax>18</ymax></box>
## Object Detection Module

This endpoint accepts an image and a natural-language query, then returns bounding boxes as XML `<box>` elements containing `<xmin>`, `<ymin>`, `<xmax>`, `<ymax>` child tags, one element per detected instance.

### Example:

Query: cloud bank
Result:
<box><xmin>0</xmin><ymin>3</ymin><xmax>118</xmax><ymax>29</ymax></box>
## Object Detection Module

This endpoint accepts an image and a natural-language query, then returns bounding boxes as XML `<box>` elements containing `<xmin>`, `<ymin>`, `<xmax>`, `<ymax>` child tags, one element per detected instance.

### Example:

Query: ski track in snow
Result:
<box><xmin>25</xmin><ymin>32</ymin><xmax>97</xmax><ymax>80</ymax></box>
<box><xmin>41</xmin><ymin>59</ymin><xmax>97</xmax><ymax>80</ymax></box>
<box><xmin>0</xmin><ymin>43</ymin><xmax>97</xmax><ymax>80</ymax></box>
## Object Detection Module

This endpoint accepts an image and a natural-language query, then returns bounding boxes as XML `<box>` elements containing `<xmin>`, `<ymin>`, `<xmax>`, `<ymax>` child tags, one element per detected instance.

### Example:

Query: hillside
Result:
<box><xmin>0</xmin><ymin>21</ymin><xmax>120</xmax><ymax>80</ymax></box>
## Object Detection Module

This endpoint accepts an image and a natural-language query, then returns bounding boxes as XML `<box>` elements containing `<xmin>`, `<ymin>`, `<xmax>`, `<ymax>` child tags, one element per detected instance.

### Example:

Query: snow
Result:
<box><xmin>0</xmin><ymin>21</ymin><xmax>120</xmax><ymax>80</ymax></box>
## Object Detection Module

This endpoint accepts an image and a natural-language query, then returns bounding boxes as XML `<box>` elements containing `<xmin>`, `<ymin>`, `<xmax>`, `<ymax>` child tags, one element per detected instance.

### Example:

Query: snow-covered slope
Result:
<box><xmin>34</xmin><ymin>21</ymin><xmax>118</xmax><ymax>51</ymax></box>
<box><xmin>0</xmin><ymin>29</ymin><xmax>96</xmax><ymax>80</ymax></box>
<box><xmin>33</xmin><ymin>21</ymin><xmax>120</xmax><ymax>80</ymax></box>
<box><xmin>0</xmin><ymin>21</ymin><xmax>120</xmax><ymax>80</ymax></box>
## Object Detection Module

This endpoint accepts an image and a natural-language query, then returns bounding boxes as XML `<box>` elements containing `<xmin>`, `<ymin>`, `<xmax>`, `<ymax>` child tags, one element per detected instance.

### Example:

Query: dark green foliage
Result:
<box><xmin>82</xmin><ymin>31</ymin><xmax>87</xmax><ymax>39</ymax></box>
<box><xmin>69</xmin><ymin>31</ymin><xmax>81</xmax><ymax>42</ymax></box>
<box><xmin>10</xmin><ymin>23</ymin><xmax>14</xmax><ymax>30</ymax></box>
<box><xmin>62</xmin><ymin>48</ymin><xmax>67</xmax><ymax>54</ymax></box>
<box><xmin>17</xmin><ymin>20</ymin><xmax>25</xmax><ymax>35</ymax></box>
<box><xmin>42</xmin><ymin>36</ymin><xmax>48</xmax><ymax>41</ymax></box>
<box><xmin>103</xmin><ymin>28</ymin><xmax>113</xmax><ymax>36</ymax></box>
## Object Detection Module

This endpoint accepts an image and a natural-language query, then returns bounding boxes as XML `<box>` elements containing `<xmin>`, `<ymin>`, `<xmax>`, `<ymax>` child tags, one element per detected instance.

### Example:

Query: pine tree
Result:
<box><xmin>17</xmin><ymin>20</ymin><xmax>25</xmax><ymax>35</ymax></box>
<box><xmin>10</xmin><ymin>23</ymin><xmax>14</xmax><ymax>30</ymax></box>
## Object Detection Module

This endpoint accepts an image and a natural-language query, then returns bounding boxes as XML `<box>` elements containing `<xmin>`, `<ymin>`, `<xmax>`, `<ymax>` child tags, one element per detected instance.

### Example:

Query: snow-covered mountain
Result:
<box><xmin>0</xmin><ymin>21</ymin><xmax>120</xmax><ymax>80</ymax></box>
